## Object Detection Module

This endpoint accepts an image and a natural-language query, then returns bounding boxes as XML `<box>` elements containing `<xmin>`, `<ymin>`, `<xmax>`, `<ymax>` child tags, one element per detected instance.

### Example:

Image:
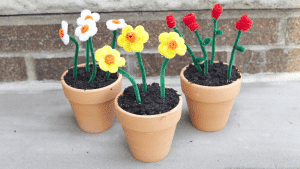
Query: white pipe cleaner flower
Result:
<box><xmin>75</xmin><ymin>19</ymin><xmax>98</xmax><ymax>41</ymax></box>
<box><xmin>59</xmin><ymin>21</ymin><xmax>69</xmax><ymax>45</ymax></box>
<box><xmin>106</xmin><ymin>19</ymin><xmax>127</xmax><ymax>31</ymax></box>
<box><xmin>77</xmin><ymin>9</ymin><xmax>100</xmax><ymax>26</ymax></box>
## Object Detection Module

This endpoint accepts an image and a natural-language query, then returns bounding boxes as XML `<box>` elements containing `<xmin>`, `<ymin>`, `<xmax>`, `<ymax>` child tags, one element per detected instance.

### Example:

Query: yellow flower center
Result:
<box><xmin>81</xmin><ymin>25</ymin><xmax>89</xmax><ymax>33</ymax></box>
<box><xmin>126</xmin><ymin>32</ymin><xmax>138</xmax><ymax>43</ymax></box>
<box><xmin>105</xmin><ymin>54</ymin><xmax>115</xmax><ymax>65</ymax></box>
<box><xmin>85</xmin><ymin>15</ymin><xmax>93</xmax><ymax>20</ymax></box>
<box><xmin>59</xmin><ymin>29</ymin><xmax>64</xmax><ymax>38</ymax></box>
<box><xmin>112</xmin><ymin>20</ymin><xmax>121</xmax><ymax>24</ymax></box>
<box><xmin>167</xmin><ymin>39</ymin><xmax>178</xmax><ymax>49</ymax></box>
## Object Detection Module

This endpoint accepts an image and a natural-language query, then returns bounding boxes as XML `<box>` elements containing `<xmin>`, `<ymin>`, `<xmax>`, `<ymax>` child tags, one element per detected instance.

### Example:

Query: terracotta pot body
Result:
<box><xmin>61</xmin><ymin>63</ymin><xmax>122</xmax><ymax>133</ymax></box>
<box><xmin>180</xmin><ymin>62</ymin><xmax>242</xmax><ymax>132</ymax></box>
<box><xmin>115</xmin><ymin>90</ymin><xmax>182</xmax><ymax>163</ymax></box>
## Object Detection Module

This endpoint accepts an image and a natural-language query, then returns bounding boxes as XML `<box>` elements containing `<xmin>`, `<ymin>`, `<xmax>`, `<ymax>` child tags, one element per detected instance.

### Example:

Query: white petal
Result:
<box><xmin>91</xmin><ymin>13</ymin><xmax>100</xmax><ymax>22</ymax></box>
<box><xmin>118</xmin><ymin>22</ymin><xmax>127</xmax><ymax>29</ymax></box>
<box><xmin>107</xmin><ymin>25</ymin><xmax>117</xmax><ymax>31</ymax></box>
<box><xmin>79</xmin><ymin>34</ymin><xmax>89</xmax><ymax>41</ymax></box>
<box><xmin>81</xmin><ymin>9</ymin><xmax>91</xmax><ymax>18</ymax></box>
<box><xmin>77</xmin><ymin>17</ymin><xmax>85</xmax><ymax>26</ymax></box>
<box><xmin>86</xmin><ymin>19</ymin><xmax>96</xmax><ymax>27</ymax></box>
<box><xmin>61</xmin><ymin>34</ymin><xmax>69</xmax><ymax>45</ymax></box>
<box><xmin>86</xmin><ymin>26</ymin><xmax>98</xmax><ymax>37</ymax></box>
<box><xmin>106</xmin><ymin>19</ymin><xmax>113</xmax><ymax>26</ymax></box>
<box><xmin>75</xmin><ymin>26</ymin><xmax>82</xmax><ymax>37</ymax></box>
<box><xmin>119</xmin><ymin>19</ymin><xmax>125</xmax><ymax>24</ymax></box>
<box><xmin>61</xmin><ymin>20</ymin><xmax>68</xmax><ymax>33</ymax></box>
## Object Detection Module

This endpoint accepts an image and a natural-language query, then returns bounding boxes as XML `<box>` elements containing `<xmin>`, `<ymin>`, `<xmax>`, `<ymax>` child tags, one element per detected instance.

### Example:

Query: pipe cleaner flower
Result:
<box><xmin>95</xmin><ymin>45</ymin><xmax>126</xmax><ymax>73</ymax></box>
<box><xmin>158</xmin><ymin>32</ymin><xmax>186</xmax><ymax>59</ymax></box>
<box><xmin>106</xmin><ymin>19</ymin><xmax>127</xmax><ymax>31</ymax></box>
<box><xmin>75</xmin><ymin>19</ymin><xmax>98</xmax><ymax>41</ymax></box>
<box><xmin>59</xmin><ymin>21</ymin><xmax>70</xmax><ymax>45</ymax></box>
<box><xmin>211</xmin><ymin>4</ymin><xmax>223</xmax><ymax>19</ymax></box>
<box><xmin>117</xmin><ymin>25</ymin><xmax>149</xmax><ymax>52</ymax></box>
<box><xmin>166</xmin><ymin>14</ymin><xmax>176</xmax><ymax>29</ymax></box>
<box><xmin>182</xmin><ymin>13</ymin><xmax>200</xmax><ymax>31</ymax></box>
<box><xmin>236</xmin><ymin>14</ymin><xmax>253</xmax><ymax>31</ymax></box>
<box><xmin>77</xmin><ymin>9</ymin><xmax>100</xmax><ymax>26</ymax></box>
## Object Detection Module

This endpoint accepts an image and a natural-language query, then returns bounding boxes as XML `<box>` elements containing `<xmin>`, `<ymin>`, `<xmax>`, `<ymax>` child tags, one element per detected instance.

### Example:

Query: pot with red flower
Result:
<box><xmin>167</xmin><ymin>6</ymin><xmax>253</xmax><ymax>132</ymax></box>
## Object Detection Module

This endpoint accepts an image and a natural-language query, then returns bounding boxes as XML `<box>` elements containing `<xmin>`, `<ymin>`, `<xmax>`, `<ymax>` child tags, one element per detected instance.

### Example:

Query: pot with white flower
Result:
<box><xmin>166</xmin><ymin>5</ymin><xmax>253</xmax><ymax>132</ymax></box>
<box><xmin>95</xmin><ymin>25</ymin><xmax>185</xmax><ymax>162</ymax></box>
<box><xmin>60</xmin><ymin>10</ymin><xmax>127</xmax><ymax>133</ymax></box>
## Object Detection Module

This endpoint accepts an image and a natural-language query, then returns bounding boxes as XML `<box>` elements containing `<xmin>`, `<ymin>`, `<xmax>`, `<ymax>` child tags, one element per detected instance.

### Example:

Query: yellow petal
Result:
<box><xmin>122</xmin><ymin>25</ymin><xmax>133</xmax><ymax>35</ymax></box>
<box><xmin>117</xmin><ymin>35</ymin><xmax>127</xmax><ymax>47</ymax></box>
<box><xmin>158</xmin><ymin>44</ymin><xmax>167</xmax><ymax>56</ymax></box>
<box><xmin>164</xmin><ymin>48</ymin><xmax>176</xmax><ymax>59</ymax></box>
<box><xmin>175</xmin><ymin>44</ymin><xmax>187</xmax><ymax>56</ymax></box>
<box><xmin>131</xmin><ymin>42</ymin><xmax>143</xmax><ymax>52</ymax></box>
<box><xmin>169</xmin><ymin>32</ymin><xmax>180</xmax><ymax>39</ymax></box>
<box><xmin>107</xmin><ymin>63</ymin><xmax>118</xmax><ymax>73</ymax></box>
<box><xmin>176</xmin><ymin>37</ymin><xmax>185</xmax><ymax>45</ymax></box>
<box><xmin>102</xmin><ymin>45</ymin><xmax>112</xmax><ymax>53</ymax></box>
<box><xmin>95</xmin><ymin>48</ymin><xmax>107</xmax><ymax>60</ymax></box>
<box><xmin>134</xmin><ymin>26</ymin><xmax>149</xmax><ymax>43</ymax></box>
<box><xmin>159</xmin><ymin>32</ymin><xmax>169</xmax><ymax>44</ymax></box>
<box><xmin>99</xmin><ymin>58</ymin><xmax>109</xmax><ymax>71</ymax></box>
<box><xmin>115</xmin><ymin>57</ymin><xmax>126</xmax><ymax>67</ymax></box>
<box><xmin>123</xmin><ymin>41</ymin><xmax>132</xmax><ymax>52</ymax></box>
<box><xmin>112</xmin><ymin>49</ymin><xmax>120</xmax><ymax>58</ymax></box>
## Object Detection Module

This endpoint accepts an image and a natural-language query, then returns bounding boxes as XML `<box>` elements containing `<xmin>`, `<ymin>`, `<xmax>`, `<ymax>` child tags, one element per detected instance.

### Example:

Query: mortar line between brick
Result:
<box><xmin>278</xmin><ymin>17</ymin><xmax>288</xmax><ymax>45</ymax></box>
<box><xmin>24</xmin><ymin>56</ymin><xmax>37</xmax><ymax>81</ymax></box>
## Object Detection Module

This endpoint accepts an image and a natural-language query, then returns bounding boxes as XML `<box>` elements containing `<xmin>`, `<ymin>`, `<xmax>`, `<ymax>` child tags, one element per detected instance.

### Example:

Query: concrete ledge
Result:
<box><xmin>1</xmin><ymin>0</ymin><xmax>300</xmax><ymax>15</ymax></box>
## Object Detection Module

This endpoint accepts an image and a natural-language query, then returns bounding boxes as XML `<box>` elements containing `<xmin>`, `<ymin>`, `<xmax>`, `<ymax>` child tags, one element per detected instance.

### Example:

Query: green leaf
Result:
<box><xmin>236</xmin><ymin>45</ymin><xmax>246</xmax><ymax>53</ymax></box>
<box><xmin>195</xmin><ymin>57</ymin><xmax>205</xmax><ymax>63</ymax></box>
<box><xmin>202</xmin><ymin>37</ymin><xmax>212</xmax><ymax>46</ymax></box>
<box><xmin>216</xmin><ymin>30</ymin><xmax>223</xmax><ymax>36</ymax></box>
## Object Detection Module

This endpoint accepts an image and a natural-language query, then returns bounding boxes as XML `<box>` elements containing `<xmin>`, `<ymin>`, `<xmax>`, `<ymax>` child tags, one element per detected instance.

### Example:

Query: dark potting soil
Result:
<box><xmin>118</xmin><ymin>83</ymin><xmax>180</xmax><ymax>115</ymax></box>
<box><xmin>184</xmin><ymin>61</ymin><xmax>241</xmax><ymax>86</ymax></box>
<box><xmin>64</xmin><ymin>64</ymin><xmax>118</xmax><ymax>90</ymax></box>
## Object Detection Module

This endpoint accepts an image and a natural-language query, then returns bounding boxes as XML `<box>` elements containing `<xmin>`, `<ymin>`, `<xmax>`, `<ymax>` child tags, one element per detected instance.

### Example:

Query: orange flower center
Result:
<box><xmin>85</xmin><ymin>15</ymin><xmax>93</xmax><ymax>20</ymax></box>
<box><xmin>104</xmin><ymin>54</ymin><xmax>115</xmax><ymax>65</ymax></box>
<box><xmin>112</xmin><ymin>20</ymin><xmax>121</xmax><ymax>24</ymax></box>
<box><xmin>126</xmin><ymin>32</ymin><xmax>138</xmax><ymax>43</ymax></box>
<box><xmin>167</xmin><ymin>40</ymin><xmax>178</xmax><ymax>49</ymax></box>
<box><xmin>59</xmin><ymin>29</ymin><xmax>64</xmax><ymax>38</ymax></box>
<box><xmin>81</xmin><ymin>25</ymin><xmax>89</xmax><ymax>33</ymax></box>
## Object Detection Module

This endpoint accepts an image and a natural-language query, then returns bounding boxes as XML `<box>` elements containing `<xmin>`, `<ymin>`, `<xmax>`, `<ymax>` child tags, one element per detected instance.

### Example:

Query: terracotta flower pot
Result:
<box><xmin>180</xmin><ymin>62</ymin><xmax>242</xmax><ymax>132</ymax></box>
<box><xmin>115</xmin><ymin>90</ymin><xmax>182</xmax><ymax>163</ymax></box>
<box><xmin>61</xmin><ymin>63</ymin><xmax>122</xmax><ymax>133</ymax></box>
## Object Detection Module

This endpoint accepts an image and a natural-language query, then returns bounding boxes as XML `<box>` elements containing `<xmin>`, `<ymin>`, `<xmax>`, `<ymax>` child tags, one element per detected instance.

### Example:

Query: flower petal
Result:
<box><xmin>114</xmin><ymin>57</ymin><xmax>126</xmax><ymax>67</ymax></box>
<box><xmin>91</xmin><ymin>13</ymin><xmax>100</xmax><ymax>22</ymax></box>
<box><xmin>112</xmin><ymin>49</ymin><xmax>120</xmax><ymax>58</ymax></box>
<box><xmin>86</xmin><ymin>26</ymin><xmax>98</xmax><ymax>37</ymax></box>
<box><xmin>77</xmin><ymin>17</ymin><xmax>85</xmax><ymax>26</ymax></box>
<box><xmin>107</xmin><ymin>63</ymin><xmax>118</xmax><ymax>73</ymax></box>
<box><xmin>99</xmin><ymin>58</ymin><xmax>109</xmax><ymax>72</ymax></box>
<box><xmin>159</xmin><ymin>32</ymin><xmax>170</xmax><ymax>44</ymax></box>
<box><xmin>169</xmin><ymin>32</ymin><xmax>180</xmax><ymax>39</ymax></box>
<box><xmin>158</xmin><ymin>44</ymin><xmax>167</xmax><ymax>56</ymax></box>
<box><xmin>176</xmin><ymin>37</ymin><xmax>185</xmax><ymax>45</ymax></box>
<box><xmin>102</xmin><ymin>45</ymin><xmax>112</xmax><ymax>53</ymax></box>
<box><xmin>61</xmin><ymin>34</ymin><xmax>69</xmax><ymax>45</ymax></box>
<box><xmin>81</xmin><ymin>9</ymin><xmax>91</xmax><ymax>18</ymax></box>
<box><xmin>131</xmin><ymin>42</ymin><xmax>143</xmax><ymax>52</ymax></box>
<box><xmin>79</xmin><ymin>34</ymin><xmax>90</xmax><ymax>42</ymax></box>
<box><xmin>175</xmin><ymin>44</ymin><xmax>187</xmax><ymax>56</ymax></box>
<box><xmin>75</xmin><ymin>26</ymin><xmax>82</xmax><ymax>37</ymax></box>
<box><xmin>122</xmin><ymin>25</ymin><xmax>133</xmax><ymax>35</ymax></box>
<box><xmin>61</xmin><ymin>21</ymin><xmax>68</xmax><ymax>33</ymax></box>
<box><xmin>123</xmin><ymin>41</ymin><xmax>132</xmax><ymax>52</ymax></box>
<box><xmin>164</xmin><ymin>47</ymin><xmax>176</xmax><ymax>59</ymax></box>
<box><xmin>117</xmin><ymin>35</ymin><xmax>127</xmax><ymax>47</ymax></box>
<box><xmin>95</xmin><ymin>48</ymin><xmax>107</xmax><ymax>61</ymax></box>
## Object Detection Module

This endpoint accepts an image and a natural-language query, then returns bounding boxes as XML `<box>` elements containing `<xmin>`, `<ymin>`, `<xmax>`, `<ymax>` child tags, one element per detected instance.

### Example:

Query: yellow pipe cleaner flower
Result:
<box><xmin>95</xmin><ymin>45</ymin><xmax>126</xmax><ymax>73</ymax></box>
<box><xmin>158</xmin><ymin>32</ymin><xmax>186</xmax><ymax>59</ymax></box>
<box><xmin>117</xmin><ymin>25</ymin><xmax>149</xmax><ymax>52</ymax></box>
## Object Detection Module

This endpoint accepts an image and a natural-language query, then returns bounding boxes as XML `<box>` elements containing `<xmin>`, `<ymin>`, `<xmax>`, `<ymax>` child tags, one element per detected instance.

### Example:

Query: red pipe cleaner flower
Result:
<box><xmin>182</xmin><ymin>13</ymin><xmax>197</xmax><ymax>26</ymax></box>
<box><xmin>236</xmin><ymin>14</ymin><xmax>253</xmax><ymax>31</ymax></box>
<box><xmin>188</xmin><ymin>22</ymin><xmax>200</xmax><ymax>31</ymax></box>
<box><xmin>211</xmin><ymin>4</ymin><xmax>223</xmax><ymax>19</ymax></box>
<box><xmin>166</xmin><ymin>14</ymin><xmax>176</xmax><ymax>29</ymax></box>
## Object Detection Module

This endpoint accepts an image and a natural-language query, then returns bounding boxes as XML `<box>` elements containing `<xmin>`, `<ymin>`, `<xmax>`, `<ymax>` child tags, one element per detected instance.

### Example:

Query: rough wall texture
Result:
<box><xmin>0</xmin><ymin>5</ymin><xmax>300</xmax><ymax>82</ymax></box>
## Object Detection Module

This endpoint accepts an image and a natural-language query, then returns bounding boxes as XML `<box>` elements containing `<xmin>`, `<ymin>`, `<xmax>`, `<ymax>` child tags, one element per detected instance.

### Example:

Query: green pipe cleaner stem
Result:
<box><xmin>105</xmin><ymin>30</ymin><xmax>118</xmax><ymax>78</ymax></box>
<box><xmin>85</xmin><ymin>40</ymin><xmax>90</xmax><ymax>72</ymax></box>
<box><xmin>173</xmin><ymin>27</ymin><xmax>202</xmax><ymax>73</ymax></box>
<box><xmin>106</xmin><ymin>71</ymin><xmax>110</xmax><ymax>77</ymax></box>
<box><xmin>136</xmin><ymin>52</ymin><xmax>147</xmax><ymax>92</ymax></box>
<box><xmin>160</xmin><ymin>58</ymin><xmax>169</xmax><ymax>98</ymax></box>
<box><xmin>68</xmin><ymin>34</ymin><xmax>79</xmax><ymax>77</ymax></box>
<box><xmin>88</xmin><ymin>37</ymin><xmax>97</xmax><ymax>83</ymax></box>
<box><xmin>195</xmin><ymin>31</ymin><xmax>208</xmax><ymax>75</ymax></box>
<box><xmin>117</xmin><ymin>68</ymin><xmax>141</xmax><ymax>103</ymax></box>
<box><xmin>210</xmin><ymin>19</ymin><xmax>218</xmax><ymax>65</ymax></box>
<box><xmin>227</xmin><ymin>30</ymin><xmax>242</xmax><ymax>80</ymax></box>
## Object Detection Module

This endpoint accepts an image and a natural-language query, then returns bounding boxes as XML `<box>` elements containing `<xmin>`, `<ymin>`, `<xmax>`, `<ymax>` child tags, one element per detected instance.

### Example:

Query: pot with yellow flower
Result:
<box><xmin>166</xmin><ymin>5</ymin><xmax>252</xmax><ymax>132</ymax></box>
<box><xmin>60</xmin><ymin>10</ymin><xmax>127</xmax><ymax>133</ymax></box>
<box><xmin>93</xmin><ymin>25</ymin><xmax>185</xmax><ymax>162</ymax></box>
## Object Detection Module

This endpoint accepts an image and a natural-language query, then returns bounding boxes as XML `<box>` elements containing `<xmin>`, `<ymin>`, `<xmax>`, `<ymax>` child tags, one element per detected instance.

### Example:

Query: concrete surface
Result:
<box><xmin>1</xmin><ymin>0</ymin><xmax>300</xmax><ymax>15</ymax></box>
<box><xmin>0</xmin><ymin>80</ymin><xmax>300</xmax><ymax>168</ymax></box>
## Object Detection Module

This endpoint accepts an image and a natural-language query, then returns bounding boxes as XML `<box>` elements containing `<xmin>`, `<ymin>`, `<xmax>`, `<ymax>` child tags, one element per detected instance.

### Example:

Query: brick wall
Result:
<box><xmin>0</xmin><ymin>9</ymin><xmax>299</xmax><ymax>82</ymax></box>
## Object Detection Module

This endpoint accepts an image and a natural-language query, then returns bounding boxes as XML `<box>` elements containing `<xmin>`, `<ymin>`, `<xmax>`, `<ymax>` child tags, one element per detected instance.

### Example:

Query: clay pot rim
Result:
<box><xmin>61</xmin><ymin>63</ymin><xmax>122</xmax><ymax>93</ymax></box>
<box><xmin>115</xmin><ymin>87</ymin><xmax>182</xmax><ymax>119</ymax></box>
<box><xmin>180</xmin><ymin>61</ymin><xmax>242</xmax><ymax>90</ymax></box>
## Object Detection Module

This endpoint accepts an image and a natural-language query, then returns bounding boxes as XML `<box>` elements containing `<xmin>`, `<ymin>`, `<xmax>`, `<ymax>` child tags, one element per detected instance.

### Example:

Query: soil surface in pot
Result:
<box><xmin>118</xmin><ymin>83</ymin><xmax>180</xmax><ymax>115</ymax></box>
<box><xmin>184</xmin><ymin>61</ymin><xmax>241</xmax><ymax>86</ymax></box>
<box><xmin>64</xmin><ymin>64</ymin><xmax>118</xmax><ymax>90</ymax></box>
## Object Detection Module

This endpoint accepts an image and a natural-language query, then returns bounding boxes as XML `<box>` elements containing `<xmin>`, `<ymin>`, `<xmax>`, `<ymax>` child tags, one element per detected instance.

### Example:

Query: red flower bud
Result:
<box><xmin>188</xmin><ymin>22</ymin><xmax>200</xmax><ymax>31</ymax></box>
<box><xmin>211</xmin><ymin>4</ymin><xmax>223</xmax><ymax>19</ymax></box>
<box><xmin>236</xmin><ymin>14</ymin><xmax>253</xmax><ymax>31</ymax></box>
<box><xmin>182</xmin><ymin>13</ymin><xmax>197</xmax><ymax>26</ymax></box>
<box><xmin>166</xmin><ymin>14</ymin><xmax>176</xmax><ymax>29</ymax></box>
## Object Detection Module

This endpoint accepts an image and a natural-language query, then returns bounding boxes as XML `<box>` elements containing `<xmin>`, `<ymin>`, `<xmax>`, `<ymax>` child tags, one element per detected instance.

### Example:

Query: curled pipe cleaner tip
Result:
<box><xmin>166</xmin><ymin>14</ymin><xmax>176</xmax><ymax>29</ymax></box>
<box><xmin>182</xmin><ymin>13</ymin><xmax>197</xmax><ymax>26</ymax></box>
<box><xmin>211</xmin><ymin>4</ymin><xmax>223</xmax><ymax>19</ymax></box>
<box><xmin>188</xmin><ymin>22</ymin><xmax>200</xmax><ymax>31</ymax></box>
<box><xmin>236</xmin><ymin>14</ymin><xmax>253</xmax><ymax>31</ymax></box>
